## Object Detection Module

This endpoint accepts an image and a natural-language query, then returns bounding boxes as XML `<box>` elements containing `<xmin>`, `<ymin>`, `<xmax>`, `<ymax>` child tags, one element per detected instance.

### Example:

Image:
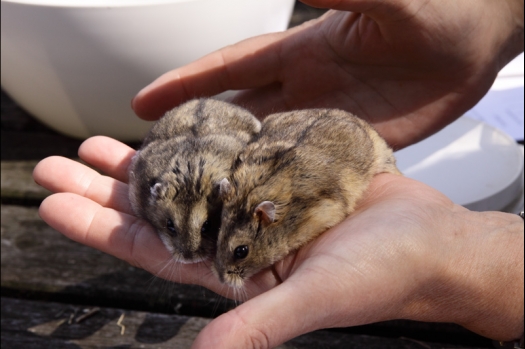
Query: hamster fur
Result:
<box><xmin>214</xmin><ymin>108</ymin><xmax>401</xmax><ymax>287</ymax></box>
<box><xmin>128</xmin><ymin>98</ymin><xmax>261</xmax><ymax>263</ymax></box>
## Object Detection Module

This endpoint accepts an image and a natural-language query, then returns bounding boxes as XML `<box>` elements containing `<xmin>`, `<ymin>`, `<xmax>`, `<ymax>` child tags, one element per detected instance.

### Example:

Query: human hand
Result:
<box><xmin>33</xmin><ymin>136</ymin><xmax>524</xmax><ymax>348</ymax></box>
<box><xmin>131</xmin><ymin>0</ymin><xmax>524</xmax><ymax>149</ymax></box>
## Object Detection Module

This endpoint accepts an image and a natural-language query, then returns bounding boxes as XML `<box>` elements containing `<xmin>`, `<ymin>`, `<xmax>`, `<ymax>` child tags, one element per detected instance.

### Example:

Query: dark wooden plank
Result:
<box><xmin>0</xmin><ymin>88</ymin><xmax>143</xmax><ymax>162</ymax></box>
<box><xmin>1</xmin><ymin>297</ymin><xmax>210</xmax><ymax>349</ymax></box>
<box><xmin>1</xmin><ymin>204</ymin><xmax>236</xmax><ymax>317</ymax></box>
<box><xmin>1</xmin><ymin>90</ymin><xmax>85</xmax><ymax>161</ymax></box>
<box><xmin>1</xmin><ymin>297</ymin><xmax>488</xmax><ymax>349</ymax></box>
<box><xmin>0</xmin><ymin>158</ymin><xmax>103</xmax><ymax>205</ymax></box>
<box><xmin>1</xmin><ymin>89</ymin><xmax>58</xmax><ymax>134</ymax></box>
<box><xmin>1</xmin><ymin>90</ymin><xmax>141</xmax><ymax>161</ymax></box>
<box><xmin>1</xmin><ymin>160</ymin><xmax>52</xmax><ymax>205</ymax></box>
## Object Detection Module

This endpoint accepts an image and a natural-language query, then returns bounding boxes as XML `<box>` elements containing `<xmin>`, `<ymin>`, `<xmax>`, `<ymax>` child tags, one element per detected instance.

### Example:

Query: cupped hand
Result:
<box><xmin>131</xmin><ymin>0</ymin><xmax>523</xmax><ymax>149</ymax></box>
<box><xmin>33</xmin><ymin>136</ymin><xmax>524</xmax><ymax>348</ymax></box>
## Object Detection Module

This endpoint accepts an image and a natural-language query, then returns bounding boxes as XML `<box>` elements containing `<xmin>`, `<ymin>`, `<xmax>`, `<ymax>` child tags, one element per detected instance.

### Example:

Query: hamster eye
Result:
<box><xmin>166</xmin><ymin>219</ymin><xmax>177</xmax><ymax>235</ymax></box>
<box><xmin>233</xmin><ymin>245</ymin><xmax>249</xmax><ymax>260</ymax></box>
<box><xmin>201</xmin><ymin>220</ymin><xmax>209</xmax><ymax>233</ymax></box>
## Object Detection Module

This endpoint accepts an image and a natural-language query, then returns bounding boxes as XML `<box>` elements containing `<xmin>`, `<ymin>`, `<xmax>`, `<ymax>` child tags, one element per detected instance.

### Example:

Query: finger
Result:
<box><xmin>33</xmin><ymin>156</ymin><xmax>133</xmax><ymax>215</ymax></box>
<box><xmin>39</xmin><ymin>192</ymin><xmax>163</xmax><ymax>269</ymax></box>
<box><xmin>226</xmin><ymin>83</ymin><xmax>291</xmax><ymax>119</ymax></box>
<box><xmin>78</xmin><ymin>136</ymin><xmax>137</xmax><ymax>183</ymax></box>
<box><xmin>38</xmin><ymin>193</ymin><xmax>214</xmax><ymax>285</ymax></box>
<box><xmin>191</xmin><ymin>282</ymin><xmax>324</xmax><ymax>349</ymax></box>
<box><xmin>131</xmin><ymin>29</ymin><xmax>292</xmax><ymax>120</ymax></box>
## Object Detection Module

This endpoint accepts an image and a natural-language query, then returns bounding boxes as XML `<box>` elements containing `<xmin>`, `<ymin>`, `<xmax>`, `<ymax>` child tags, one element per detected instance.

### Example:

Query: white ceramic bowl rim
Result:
<box><xmin>1</xmin><ymin>0</ymin><xmax>199</xmax><ymax>7</ymax></box>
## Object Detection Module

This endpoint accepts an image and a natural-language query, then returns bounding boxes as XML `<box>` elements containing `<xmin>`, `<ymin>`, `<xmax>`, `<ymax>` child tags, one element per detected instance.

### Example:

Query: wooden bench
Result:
<box><xmin>0</xmin><ymin>3</ymin><xmax>497</xmax><ymax>348</ymax></box>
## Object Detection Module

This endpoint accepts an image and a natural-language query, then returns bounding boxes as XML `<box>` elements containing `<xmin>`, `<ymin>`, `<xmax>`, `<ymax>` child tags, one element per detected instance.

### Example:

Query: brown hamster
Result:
<box><xmin>128</xmin><ymin>98</ymin><xmax>261</xmax><ymax>263</ymax></box>
<box><xmin>214</xmin><ymin>109</ymin><xmax>401</xmax><ymax>287</ymax></box>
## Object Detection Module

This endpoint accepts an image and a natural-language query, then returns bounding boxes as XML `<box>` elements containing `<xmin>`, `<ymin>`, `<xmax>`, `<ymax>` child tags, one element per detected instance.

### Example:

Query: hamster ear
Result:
<box><xmin>238</xmin><ymin>153</ymin><xmax>246</xmax><ymax>163</ymax></box>
<box><xmin>233</xmin><ymin>153</ymin><xmax>245</xmax><ymax>169</ymax></box>
<box><xmin>255</xmin><ymin>201</ymin><xmax>276</xmax><ymax>224</ymax></box>
<box><xmin>150</xmin><ymin>181</ymin><xmax>168</xmax><ymax>199</ymax></box>
<box><xmin>219</xmin><ymin>178</ymin><xmax>232</xmax><ymax>200</ymax></box>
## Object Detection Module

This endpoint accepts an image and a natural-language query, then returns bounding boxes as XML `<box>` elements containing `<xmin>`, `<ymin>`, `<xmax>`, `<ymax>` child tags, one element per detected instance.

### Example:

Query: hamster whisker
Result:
<box><xmin>229</xmin><ymin>286</ymin><xmax>236</xmax><ymax>305</ymax></box>
<box><xmin>200</xmin><ymin>258</ymin><xmax>213</xmax><ymax>275</ymax></box>
<box><xmin>232</xmin><ymin>285</ymin><xmax>249</xmax><ymax>304</ymax></box>
<box><xmin>193</xmin><ymin>258</ymin><xmax>215</xmax><ymax>287</ymax></box>
<box><xmin>142</xmin><ymin>255</ymin><xmax>178</xmax><ymax>305</ymax></box>
<box><xmin>210</xmin><ymin>283</ymin><xmax>232</xmax><ymax>317</ymax></box>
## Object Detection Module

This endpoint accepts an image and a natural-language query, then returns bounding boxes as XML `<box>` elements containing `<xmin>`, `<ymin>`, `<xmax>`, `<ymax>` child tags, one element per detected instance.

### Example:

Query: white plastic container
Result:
<box><xmin>395</xmin><ymin>116</ymin><xmax>524</xmax><ymax>212</ymax></box>
<box><xmin>1</xmin><ymin>0</ymin><xmax>295</xmax><ymax>140</ymax></box>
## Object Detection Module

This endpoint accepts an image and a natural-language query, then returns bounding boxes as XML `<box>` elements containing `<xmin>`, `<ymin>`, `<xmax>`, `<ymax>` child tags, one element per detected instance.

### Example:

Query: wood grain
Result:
<box><xmin>2</xmin><ymin>297</ymin><xmax>488</xmax><ymax>349</ymax></box>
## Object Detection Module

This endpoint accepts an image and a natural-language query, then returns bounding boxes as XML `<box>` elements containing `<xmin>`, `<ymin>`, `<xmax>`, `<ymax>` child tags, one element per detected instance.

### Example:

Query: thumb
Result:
<box><xmin>190</xmin><ymin>282</ymin><xmax>323</xmax><ymax>349</ymax></box>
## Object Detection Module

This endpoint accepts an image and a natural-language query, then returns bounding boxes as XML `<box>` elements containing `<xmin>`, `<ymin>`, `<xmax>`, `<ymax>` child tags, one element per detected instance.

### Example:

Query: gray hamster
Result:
<box><xmin>128</xmin><ymin>98</ymin><xmax>261</xmax><ymax>263</ymax></box>
<box><xmin>214</xmin><ymin>108</ymin><xmax>401</xmax><ymax>287</ymax></box>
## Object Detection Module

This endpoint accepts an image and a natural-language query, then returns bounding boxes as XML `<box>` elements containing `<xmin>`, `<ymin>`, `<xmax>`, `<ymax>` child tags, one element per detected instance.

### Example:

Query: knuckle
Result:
<box><xmin>125</xmin><ymin>217</ymin><xmax>150</xmax><ymax>269</ymax></box>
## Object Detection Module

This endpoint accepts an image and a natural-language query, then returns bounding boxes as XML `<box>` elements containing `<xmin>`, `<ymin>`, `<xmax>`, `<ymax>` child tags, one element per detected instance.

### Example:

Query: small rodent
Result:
<box><xmin>214</xmin><ymin>109</ymin><xmax>401</xmax><ymax>287</ymax></box>
<box><xmin>128</xmin><ymin>98</ymin><xmax>261</xmax><ymax>263</ymax></box>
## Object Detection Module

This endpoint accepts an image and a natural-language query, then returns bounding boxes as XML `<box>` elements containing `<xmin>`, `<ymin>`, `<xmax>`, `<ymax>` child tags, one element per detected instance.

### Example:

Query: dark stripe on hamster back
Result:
<box><xmin>195</xmin><ymin>158</ymin><xmax>206</xmax><ymax>195</ymax></box>
<box><xmin>189</xmin><ymin>100</ymin><xmax>202</xmax><ymax>137</ymax></box>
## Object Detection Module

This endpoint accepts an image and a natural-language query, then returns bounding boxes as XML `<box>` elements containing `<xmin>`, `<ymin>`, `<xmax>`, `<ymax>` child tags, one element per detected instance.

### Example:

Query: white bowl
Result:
<box><xmin>395</xmin><ymin>116</ymin><xmax>524</xmax><ymax>212</ymax></box>
<box><xmin>1</xmin><ymin>0</ymin><xmax>295</xmax><ymax>141</ymax></box>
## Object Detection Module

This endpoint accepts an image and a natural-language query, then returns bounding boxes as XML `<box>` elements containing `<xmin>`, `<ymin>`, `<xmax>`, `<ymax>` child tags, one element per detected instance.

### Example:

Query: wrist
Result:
<box><xmin>494</xmin><ymin>212</ymin><xmax>525</xmax><ymax>349</ymax></box>
<box><xmin>406</xmin><ymin>208</ymin><xmax>524</xmax><ymax>341</ymax></box>
<box><xmin>444</xmin><ymin>210</ymin><xmax>523</xmax><ymax>341</ymax></box>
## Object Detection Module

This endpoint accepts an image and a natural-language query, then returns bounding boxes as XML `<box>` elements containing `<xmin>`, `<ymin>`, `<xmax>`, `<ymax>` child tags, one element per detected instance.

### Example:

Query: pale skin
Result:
<box><xmin>33</xmin><ymin>0</ymin><xmax>524</xmax><ymax>348</ymax></box>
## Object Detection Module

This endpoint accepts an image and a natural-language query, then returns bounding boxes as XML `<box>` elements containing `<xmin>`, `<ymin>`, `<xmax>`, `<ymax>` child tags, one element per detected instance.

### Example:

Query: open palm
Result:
<box><xmin>34</xmin><ymin>135</ymin><xmax>524</xmax><ymax>348</ymax></box>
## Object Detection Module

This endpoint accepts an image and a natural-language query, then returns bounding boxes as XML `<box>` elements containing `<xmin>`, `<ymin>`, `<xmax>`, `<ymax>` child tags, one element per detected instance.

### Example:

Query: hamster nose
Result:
<box><xmin>181</xmin><ymin>250</ymin><xmax>194</xmax><ymax>260</ymax></box>
<box><xmin>181</xmin><ymin>236</ymin><xmax>202</xmax><ymax>256</ymax></box>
